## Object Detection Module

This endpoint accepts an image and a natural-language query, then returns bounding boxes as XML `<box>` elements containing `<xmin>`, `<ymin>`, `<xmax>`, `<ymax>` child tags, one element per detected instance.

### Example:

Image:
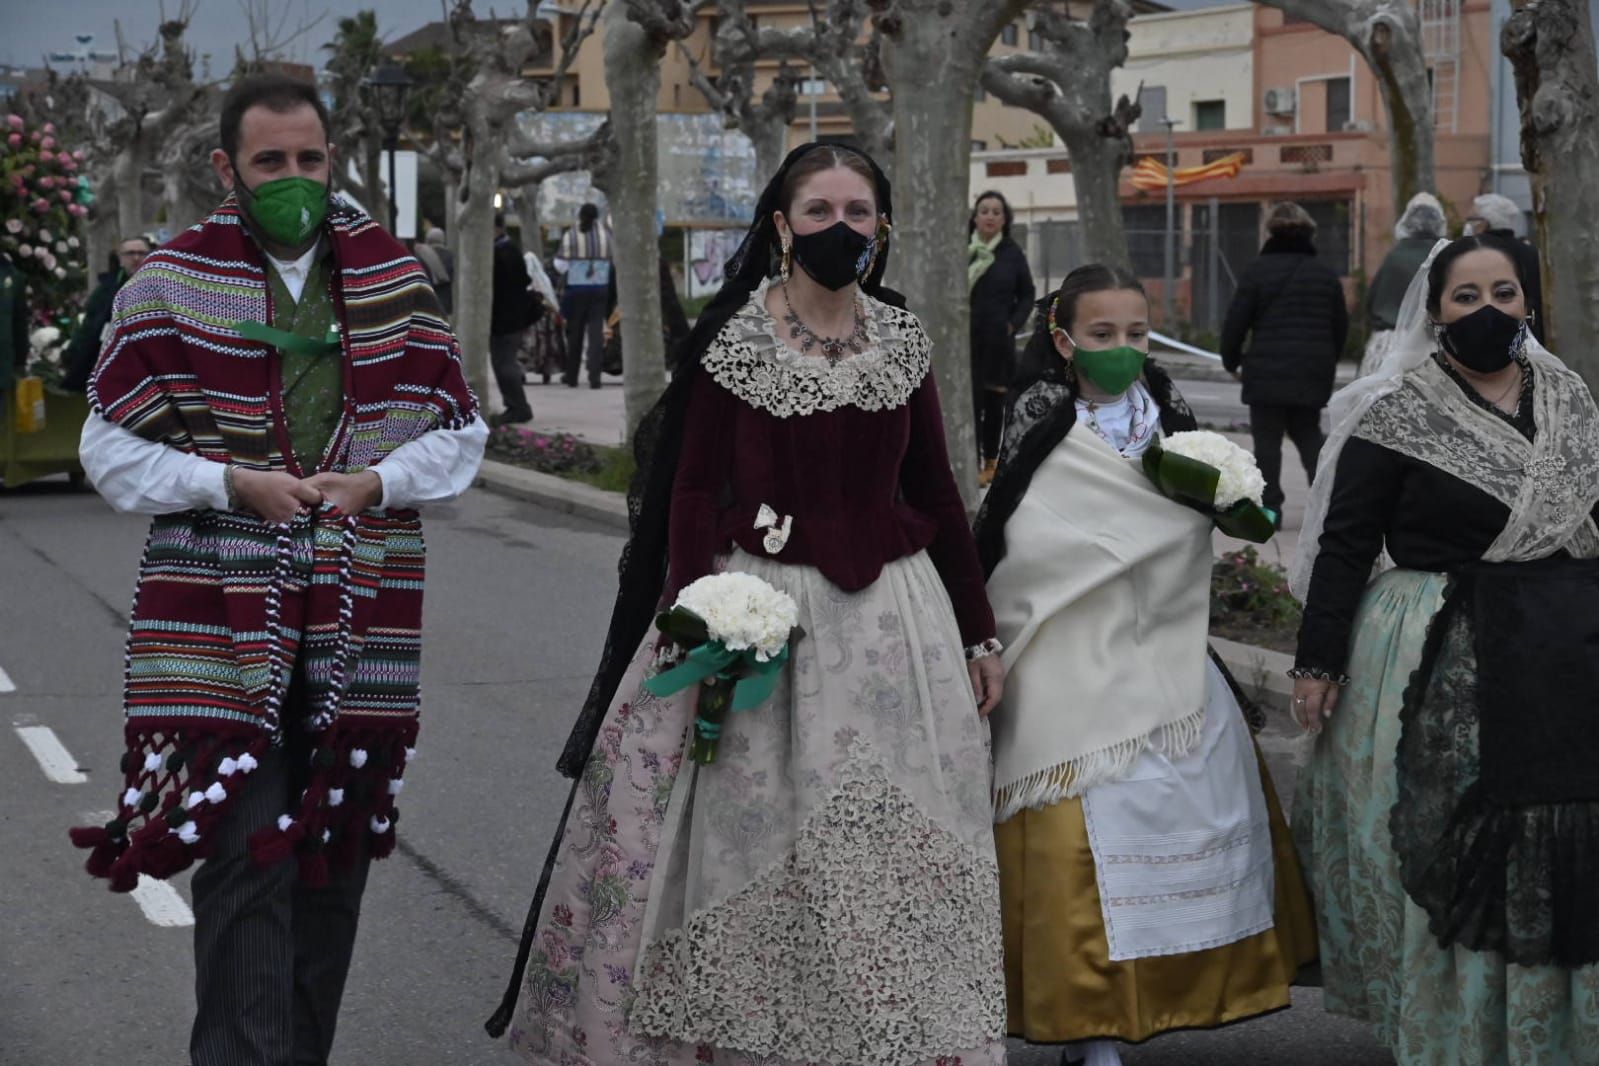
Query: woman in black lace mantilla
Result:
<box><xmin>1290</xmin><ymin>232</ymin><xmax>1599</xmax><ymax>1064</ymax></box>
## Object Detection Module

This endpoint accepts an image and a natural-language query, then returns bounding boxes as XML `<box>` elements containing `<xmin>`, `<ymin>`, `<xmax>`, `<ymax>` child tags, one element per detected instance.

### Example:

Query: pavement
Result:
<box><xmin>0</xmin><ymin>477</ymin><xmax>1392</xmax><ymax>1065</ymax></box>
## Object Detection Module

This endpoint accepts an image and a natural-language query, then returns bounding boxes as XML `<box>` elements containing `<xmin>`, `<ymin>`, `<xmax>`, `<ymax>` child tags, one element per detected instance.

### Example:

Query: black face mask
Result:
<box><xmin>1439</xmin><ymin>305</ymin><xmax>1527</xmax><ymax>374</ymax></box>
<box><xmin>790</xmin><ymin>221</ymin><xmax>877</xmax><ymax>291</ymax></box>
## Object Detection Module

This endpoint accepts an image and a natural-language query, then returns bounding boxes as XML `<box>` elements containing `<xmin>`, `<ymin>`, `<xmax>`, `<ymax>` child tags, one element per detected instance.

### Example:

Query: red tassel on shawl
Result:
<box><xmin>69</xmin><ymin>728</ymin><xmax>268</xmax><ymax>894</ymax></box>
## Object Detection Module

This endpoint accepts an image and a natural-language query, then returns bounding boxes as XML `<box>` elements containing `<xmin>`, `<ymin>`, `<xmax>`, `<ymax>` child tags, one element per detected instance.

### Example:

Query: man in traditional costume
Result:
<box><xmin>71</xmin><ymin>73</ymin><xmax>484</xmax><ymax>1065</ymax></box>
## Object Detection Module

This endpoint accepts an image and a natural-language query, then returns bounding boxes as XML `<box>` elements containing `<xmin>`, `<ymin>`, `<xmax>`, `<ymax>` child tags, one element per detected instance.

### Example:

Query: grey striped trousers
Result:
<box><xmin>189</xmin><ymin>736</ymin><xmax>371</xmax><ymax>1066</ymax></box>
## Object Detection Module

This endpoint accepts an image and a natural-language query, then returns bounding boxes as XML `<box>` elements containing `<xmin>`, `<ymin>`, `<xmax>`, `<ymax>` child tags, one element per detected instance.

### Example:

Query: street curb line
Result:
<box><xmin>475</xmin><ymin>460</ymin><xmax>1297</xmax><ymax>711</ymax></box>
<box><xmin>475</xmin><ymin>459</ymin><xmax>629</xmax><ymax>531</ymax></box>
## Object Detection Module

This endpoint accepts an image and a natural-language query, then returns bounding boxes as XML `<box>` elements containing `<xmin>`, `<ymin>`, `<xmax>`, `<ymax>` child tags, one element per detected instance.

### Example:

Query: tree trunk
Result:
<box><xmin>750</xmin><ymin>117</ymin><xmax>789</xmax><ymax>186</ymax></box>
<box><xmin>1504</xmin><ymin>0</ymin><xmax>1599</xmax><ymax>382</ymax></box>
<box><xmin>443</xmin><ymin>165</ymin><xmax>462</xmax><ymax>261</ymax></box>
<box><xmin>453</xmin><ymin>130</ymin><xmax>499</xmax><ymax>410</ymax></box>
<box><xmin>112</xmin><ymin>141</ymin><xmax>147</xmax><ymax>239</ymax></box>
<box><xmin>605</xmin><ymin>2</ymin><xmax>668</xmax><ymax>442</ymax></box>
<box><xmin>514</xmin><ymin>182</ymin><xmax>544</xmax><ymax>252</ymax></box>
<box><xmin>1060</xmin><ymin>124</ymin><xmax>1132</xmax><ymax>273</ymax></box>
<box><xmin>879</xmin><ymin>0</ymin><xmax>1030</xmax><ymax>505</ymax></box>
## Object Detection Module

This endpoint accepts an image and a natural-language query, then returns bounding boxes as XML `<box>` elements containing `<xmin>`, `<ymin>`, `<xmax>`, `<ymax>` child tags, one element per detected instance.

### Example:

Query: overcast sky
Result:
<box><xmin>1</xmin><ymin>0</ymin><xmax>451</xmax><ymax>73</ymax></box>
<box><xmin>4</xmin><ymin>0</ymin><xmax>1238</xmax><ymax>74</ymax></box>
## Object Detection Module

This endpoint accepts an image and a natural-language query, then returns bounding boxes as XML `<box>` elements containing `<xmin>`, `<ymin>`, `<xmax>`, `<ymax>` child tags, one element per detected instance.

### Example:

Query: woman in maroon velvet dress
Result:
<box><xmin>493</xmin><ymin>145</ymin><xmax>1008</xmax><ymax>1066</ymax></box>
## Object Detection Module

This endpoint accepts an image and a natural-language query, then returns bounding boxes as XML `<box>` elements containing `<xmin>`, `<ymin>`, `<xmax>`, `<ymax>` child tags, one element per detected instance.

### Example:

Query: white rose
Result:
<box><xmin>67</xmin><ymin>235</ymin><xmax>79</xmax><ymax>248</ymax></box>
<box><xmin>54</xmin><ymin>240</ymin><xmax>67</xmax><ymax>253</ymax></box>
<box><xmin>17</xmin><ymin>243</ymin><xmax>31</xmax><ymax>257</ymax></box>
<box><xmin>1160</xmin><ymin>430</ymin><xmax>1266</xmax><ymax>509</ymax></box>
<box><xmin>53</xmin><ymin>266</ymin><xmax>65</xmax><ymax>279</ymax></box>
<box><xmin>38</xmin><ymin>229</ymin><xmax>50</xmax><ymax>242</ymax></box>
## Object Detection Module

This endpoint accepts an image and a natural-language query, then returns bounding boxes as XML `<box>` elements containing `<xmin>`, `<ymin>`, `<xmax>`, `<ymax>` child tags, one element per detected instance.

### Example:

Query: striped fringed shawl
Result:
<box><xmin>69</xmin><ymin>198</ymin><xmax>478</xmax><ymax>891</ymax></box>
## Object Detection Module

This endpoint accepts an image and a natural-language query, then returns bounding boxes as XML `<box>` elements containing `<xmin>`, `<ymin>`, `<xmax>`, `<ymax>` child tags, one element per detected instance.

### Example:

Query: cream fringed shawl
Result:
<box><xmin>986</xmin><ymin>425</ymin><xmax>1213</xmax><ymax>823</ymax></box>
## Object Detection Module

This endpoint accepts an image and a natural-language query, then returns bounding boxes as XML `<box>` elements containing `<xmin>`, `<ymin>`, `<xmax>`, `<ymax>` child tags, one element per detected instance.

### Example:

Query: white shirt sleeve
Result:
<box><xmin>79</xmin><ymin>414</ymin><xmax>229</xmax><ymax>514</ymax></box>
<box><xmin>371</xmin><ymin>415</ymin><xmax>488</xmax><ymax>510</ymax></box>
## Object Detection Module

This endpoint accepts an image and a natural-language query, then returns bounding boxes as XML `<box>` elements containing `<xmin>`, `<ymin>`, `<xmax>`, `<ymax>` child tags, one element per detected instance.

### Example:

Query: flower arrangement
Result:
<box><xmin>643</xmin><ymin>572</ymin><xmax>803</xmax><ymax>764</ymax></box>
<box><xmin>28</xmin><ymin>325</ymin><xmax>67</xmax><ymax>388</ymax></box>
<box><xmin>1142</xmin><ymin>430</ymin><xmax>1274</xmax><ymax>542</ymax></box>
<box><xmin>1</xmin><ymin>111</ymin><xmax>91</xmax><ymax>342</ymax></box>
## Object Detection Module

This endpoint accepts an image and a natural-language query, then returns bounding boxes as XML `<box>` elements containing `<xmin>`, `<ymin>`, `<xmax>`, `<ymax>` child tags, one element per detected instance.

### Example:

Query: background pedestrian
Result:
<box><xmin>1220</xmin><ymin>201</ymin><xmax>1348</xmax><ymax>524</ymax></box>
<box><xmin>968</xmin><ymin>190</ymin><xmax>1034</xmax><ymax>487</ymax></box>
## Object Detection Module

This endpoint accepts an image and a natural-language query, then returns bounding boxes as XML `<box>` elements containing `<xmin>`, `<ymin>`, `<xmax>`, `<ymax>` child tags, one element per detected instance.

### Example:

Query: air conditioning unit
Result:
<box><xmin>1263</xmin><ymin>87</ymin><xmax>1297</xmax><ymax>115</ymax></box>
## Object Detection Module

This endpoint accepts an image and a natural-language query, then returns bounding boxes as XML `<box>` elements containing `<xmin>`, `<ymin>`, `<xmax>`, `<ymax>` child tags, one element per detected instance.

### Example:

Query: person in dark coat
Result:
<box><xmin>491</xmin><ymin>213</ymin><xmax>535</xmax><ymax>425</ymax></box>
<box><xmin>62</xmin><ymin>235</ymin><xmax>151</xmax><ymax>392</ymax></box>
<box><xmin>1359</xmin><ymin>192</ymin><xmax>1444</xmax><ymax>377</ymax></box>
<box><xmin>1220</xmin><ymin>201</ymin><xmax>1348</xmax><ymax>521</ymax></box>
<box><xmin>1466</xmin><ymin>193</ymin><xmax>1544</xmax><ymax>344</ymax></box>
<box><xmin>968</xmin><ymin>190</ymin><xmax>1035</xmax><ymax>486</ymax></box>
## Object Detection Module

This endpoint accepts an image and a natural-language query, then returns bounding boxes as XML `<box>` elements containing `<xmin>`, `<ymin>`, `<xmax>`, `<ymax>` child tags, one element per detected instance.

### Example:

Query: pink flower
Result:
<box><xmin>42</xmin><ymin>122</ymin><xmax>55</xmax><ymax>135</ymax></box>
<box><xmin>5</xmin><ymin>133</ymin><xmax>18</xmax><ymax>148</ymax></box>
<box><xmin>5</xmin><ymin>114</ymin><xmax>21</xmax><ymax>131</ymax></box>
<box><xmin>41</xmin><ymin>137</ymin><xmax>55</xmax><ymax>150</ymax></box>
<box><xmin>39</xmin><ymin>150</ymin><xmax>53</xmax><ymax>164</ymax></box>
<box><xmin>58</xmin><ymin>189</ymin><xmax>72</xmax><ymax>203</ymax></box>
<box><xmin>31</xmin><ymin>198</ymin><xmax>49</xmax><ymax>214</ymax></box>
<box><xmin>68</xmin><ymin>204</ymin><xmax>87</xmax><ymax>218</ymax></box>
<box><xmin>60</xmin><ymin>156</ymin><xmax>76</xmax><ymax>171</ymax></box>
<box><xmin>38</xmin><ymin>176</ymin><xmax>53</xmax><ymax>190</ymax></box>
<box><xmin>29</xmin><ymin>130</ymin><xmax>39</xmax><ymax>143</ymax></box>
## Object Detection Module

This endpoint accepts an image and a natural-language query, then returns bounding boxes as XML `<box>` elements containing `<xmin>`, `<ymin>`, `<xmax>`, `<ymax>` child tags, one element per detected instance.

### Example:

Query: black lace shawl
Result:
<box><xmin>554</xmin><ymin>143</ymin><xmax>902</xmax><ymax>781</ymax></box>
<box><xmin>973</xmin><ymin>313</ymin><xmax>1198</xmax><ymax>579</ymax></box>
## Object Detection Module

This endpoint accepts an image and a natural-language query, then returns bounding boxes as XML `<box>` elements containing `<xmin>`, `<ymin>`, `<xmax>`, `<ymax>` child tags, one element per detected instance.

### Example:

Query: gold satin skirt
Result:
<box><xmin>995</xmin><ymin>748</ymin><xmax>1318</xmax><ymax>1044</ymax></box>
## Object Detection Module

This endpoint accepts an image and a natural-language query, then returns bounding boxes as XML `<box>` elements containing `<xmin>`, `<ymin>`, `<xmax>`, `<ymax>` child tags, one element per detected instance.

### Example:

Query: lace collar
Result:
<box><xmin>700</xmin><ymin>279</ymin><xmax>931</xmax><ymax>418</ymax></box>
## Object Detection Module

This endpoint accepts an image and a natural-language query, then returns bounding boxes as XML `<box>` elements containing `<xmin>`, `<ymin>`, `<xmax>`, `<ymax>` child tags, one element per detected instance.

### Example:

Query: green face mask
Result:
<box><xmin>1069</xmin><ymin>339</ymin><xmax>1147</xmax><ymax>395</ymax></box>
<box><xmin>235</xmin><ymin>174</ymin><xmax>328</xmax><ymax>249</ymax></box>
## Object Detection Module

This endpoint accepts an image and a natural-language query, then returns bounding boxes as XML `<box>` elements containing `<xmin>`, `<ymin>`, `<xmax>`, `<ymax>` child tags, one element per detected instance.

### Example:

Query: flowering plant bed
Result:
<box><xmin>1210</xmin><ymin>547</ymin><xmax>1301</xmax><ymax>655</ymax></box>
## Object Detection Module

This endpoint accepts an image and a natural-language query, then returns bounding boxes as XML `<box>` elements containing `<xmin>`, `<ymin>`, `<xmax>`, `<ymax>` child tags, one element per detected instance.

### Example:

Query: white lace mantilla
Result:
<box><xmin>1356</xmin><ymin>355</ymin><xmax>1599</xmax><ymax>562</ymax></box>
<box><xmin>627</xmin><ymin>744</ymin><xmax>1006</xmax><ymax>1066</ymax></box>
<box><xmin>700</xmin><ymin>280</ymin><xmax>932</xmax><ymax>418</ymax></box>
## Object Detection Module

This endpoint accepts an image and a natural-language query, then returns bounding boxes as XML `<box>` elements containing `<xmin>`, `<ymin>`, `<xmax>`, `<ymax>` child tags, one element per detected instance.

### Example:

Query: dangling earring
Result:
<box><xmin>862</xmin><ymin>220</ymin><xmax>890</xmax><ymax>280</ymax></box>
<box><xmin>780</xmin><ymin>239</ymin><xmax>792</xmax><ymax>284</ymax></box>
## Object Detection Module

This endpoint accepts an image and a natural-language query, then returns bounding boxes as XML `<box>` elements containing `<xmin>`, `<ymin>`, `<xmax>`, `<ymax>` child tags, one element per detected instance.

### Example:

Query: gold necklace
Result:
<box><xmin>1486</xmin><ymin>366</ymin><xmax>1521</xmax><ymax>410</ymax></box>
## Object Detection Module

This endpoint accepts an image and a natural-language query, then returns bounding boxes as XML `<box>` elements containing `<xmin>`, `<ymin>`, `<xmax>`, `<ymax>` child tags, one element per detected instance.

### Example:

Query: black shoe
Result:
<box><xmin>541</xmin><ymin>373</ymin><xmax>551</xmax><ymax>385</ymax></box>
<box><xmin>590</xmin><ymin>381</ymin><xmax>602</xmax><ymax>390</ymax></box>
<box><xmin>491</xmin><ymin>410</ymin><xmax>533</xmax><ymax>427</ymax></box>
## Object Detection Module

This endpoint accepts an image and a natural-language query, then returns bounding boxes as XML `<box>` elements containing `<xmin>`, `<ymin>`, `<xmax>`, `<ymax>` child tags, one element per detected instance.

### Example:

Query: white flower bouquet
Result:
<box><xmin>643</xmin><ymin>572</ymin><xmax>804</xmax><ymax>764</ymax></box>
<box><xmin>1142</xmin><ymin>430</ymin><xmax>1275</xmax><ymax>542</ymax></box>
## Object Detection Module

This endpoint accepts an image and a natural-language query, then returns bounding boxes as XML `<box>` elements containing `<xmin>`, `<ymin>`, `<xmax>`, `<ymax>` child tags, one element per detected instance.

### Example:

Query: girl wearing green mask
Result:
<box><xmin>972</xmin><ymin>266</ymin><xmax>1317</xmax><ymax>1066</ymax></box>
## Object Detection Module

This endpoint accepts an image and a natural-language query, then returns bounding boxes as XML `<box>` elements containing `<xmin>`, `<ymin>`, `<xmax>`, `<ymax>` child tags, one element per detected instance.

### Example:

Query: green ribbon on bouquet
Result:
<box><xmin>642</xmin><ymin>639</ymin><xmax>791</xmax><ymax>712</ymax></box>
<box><xmin>1142</xmin><ymin>442</ymin><xmax>1276</xmax><ymax>544</ymax></box>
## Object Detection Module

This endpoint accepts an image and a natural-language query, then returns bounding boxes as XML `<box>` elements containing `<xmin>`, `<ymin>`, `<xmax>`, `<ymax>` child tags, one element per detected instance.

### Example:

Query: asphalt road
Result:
<box><xmin>0</xmin><ymin>479</ymin><xmax>1391</xmax><ymax>1066</ymax></box>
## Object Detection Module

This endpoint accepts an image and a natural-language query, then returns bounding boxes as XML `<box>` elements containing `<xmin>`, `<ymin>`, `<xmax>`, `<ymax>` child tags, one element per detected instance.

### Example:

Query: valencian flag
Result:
<box><xmin>1129</xmin><ymin>151</ymin><xmax>1248</xmax><ymax>191</ymax></box>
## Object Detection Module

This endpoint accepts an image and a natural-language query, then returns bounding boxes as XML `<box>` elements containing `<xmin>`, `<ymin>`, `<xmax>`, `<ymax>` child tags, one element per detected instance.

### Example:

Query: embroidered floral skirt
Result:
<box><xmin>1293</xmin><ymin>568</ymin><xmax>1599</xmax><ymax>1065</ymax></box>
<box><xmin>508</xmin><ymin>549</ymin><xmax>1006</xmax><ymax>1066</ymax></box>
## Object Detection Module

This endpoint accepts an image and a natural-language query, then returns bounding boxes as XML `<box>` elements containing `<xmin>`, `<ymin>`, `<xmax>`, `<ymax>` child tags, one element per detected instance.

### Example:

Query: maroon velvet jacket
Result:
<box><xmin>667</xmin><ymin>289</ymin><xmax>997</xmax><ymax>646</ymax></box>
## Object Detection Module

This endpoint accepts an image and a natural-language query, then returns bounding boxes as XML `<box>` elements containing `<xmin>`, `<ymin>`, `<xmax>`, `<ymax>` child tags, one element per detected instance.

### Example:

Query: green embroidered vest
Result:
<box><xmin>266</xmin><ymin>250</ymin><xmax>344</xmax><ymax>473</ymax></box>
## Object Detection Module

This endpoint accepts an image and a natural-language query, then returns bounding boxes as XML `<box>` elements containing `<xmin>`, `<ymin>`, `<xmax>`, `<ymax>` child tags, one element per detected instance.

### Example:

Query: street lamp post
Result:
<box><xmin>364</xmin><ymin>63</ymin><xmax>413</xmax><ymax>235</ymax></box>
<box><xmin>1162</xmin><ymin>117</ymin><xmax>1180</xmax><ymax>330</ymax></box>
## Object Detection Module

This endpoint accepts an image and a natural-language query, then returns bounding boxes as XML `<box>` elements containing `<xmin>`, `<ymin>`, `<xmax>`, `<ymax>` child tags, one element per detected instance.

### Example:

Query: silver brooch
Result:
<box><xmin>754</xmin><ymin>503</ymin><xmax>793</xmax><ymax>554</ymax></box>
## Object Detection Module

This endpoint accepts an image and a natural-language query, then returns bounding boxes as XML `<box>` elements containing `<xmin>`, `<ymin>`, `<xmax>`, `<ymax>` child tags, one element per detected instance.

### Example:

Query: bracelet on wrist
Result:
<box><xmin>1287</xmin><ymin>666</ymin><xmax>1350</xmax><ymax>686</ymax></box>
<box><xmin>964</xmin><ymin>637</ymin><xmax>1004</xmax><ymax>662</ymax></box>
<box><xmin>222</xmin><ymin>464</ymin><xmax>240</xmax><ymax>511</ymax></box>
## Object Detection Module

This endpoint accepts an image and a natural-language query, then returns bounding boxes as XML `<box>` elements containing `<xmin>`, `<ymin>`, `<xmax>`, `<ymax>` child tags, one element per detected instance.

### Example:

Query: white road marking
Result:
<box><xmin>80</xmin><ymin>812</ymin><xmax>196</xmax><ymax>928</ymax></box>
<box><xmin>14</xmin><ymin>725</ymin><xmax>88</xmax><ymax>784</ymax></box>
<box><xmin>130</xmin><ymin>876</ymin><xmax>195</xmax><ymax>927</ymax></box>
<box><xmin>0</xmin><ymin>665</ymin><xmax>14</xmax><ymax>693</ymax></box>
